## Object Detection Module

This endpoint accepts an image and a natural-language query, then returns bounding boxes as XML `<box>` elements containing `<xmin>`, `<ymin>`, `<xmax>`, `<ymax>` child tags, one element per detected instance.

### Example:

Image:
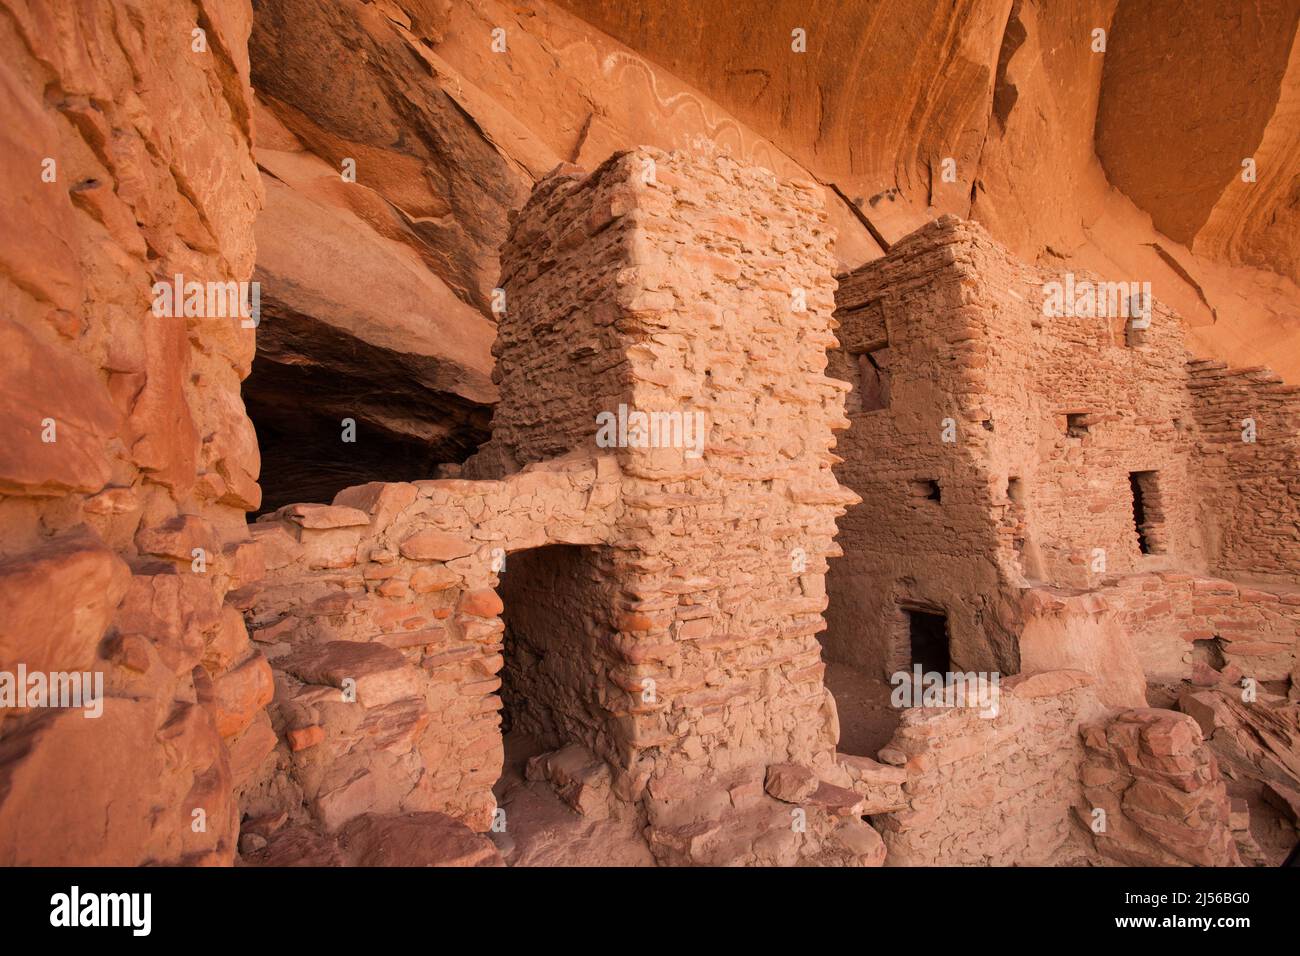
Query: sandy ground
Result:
<box><xmin>824</xmin><ymin>661</ymin><xmax>904</xmax><ymax>758</ymax></box>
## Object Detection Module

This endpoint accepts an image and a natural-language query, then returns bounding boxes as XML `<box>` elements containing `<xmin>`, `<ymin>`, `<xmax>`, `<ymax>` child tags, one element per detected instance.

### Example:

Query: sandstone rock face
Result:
<box><xmin>0</xmin><ymin>530</ymin><xmax>130</xmax><ymax>680</ymax></box>
<box><xmin>1179</xmin><ymin>685</ymin><xmax>1300</xmax><ymax>795</ymax></box>
<box><xmin>244</xmin><ymin>811</ymin><xmax>503</xmax><ymax>867</ymax></box>
<box><xmin>560</xmin><ymin>0</ymin><xmax>1011</xmax><ymax>239</ymax></box>
<box><xmin>527</xmin><ymin>744</ymin><xmax>615</xmax><ymax>820</ymax></box>
<box><xmin>1018</xmin><ymin>593</ymin><xmax>1147</xmax><ymax>710</ymax></box>
<box><xmin>1177</xmin><ymin>680</ymin><xmax>1300</xmax><ymax>862</ymax></box>
<box><xmin>0</xmin><ymin>0</ymin><xmax>268</xmax><ymax>865</ymax></box>
<box><xmin>244</xmin><ymin>0</ymin><xmax>511</xmax><ymax>509</ymax></box>
<box><xmin>561</xmin><ymin>0</ymin><xmax>1300</xmax><ymax>381</ymax></box>
<box><xmin>1096</xmin><ymin>0</ymin><xmax>1300</xmax><ymax>280</ymax></box>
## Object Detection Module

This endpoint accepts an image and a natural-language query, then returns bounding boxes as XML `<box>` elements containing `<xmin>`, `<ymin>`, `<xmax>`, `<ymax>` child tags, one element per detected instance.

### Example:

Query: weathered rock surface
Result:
<box><xmin>0</xmin><ymin>528</ymin><xmax>130</xmax><ymax>679</ymax></box>
<box><xmin>0</xmin><ymin>0</ymin><xmax>267</xmax><ymax>866</ymax></box>
<box><xmin>1079</xmin><ymin>708</ymin><xmax>1242</xmax><ymax>866</ymax></box>
<box><xmin>233</xmin><ymin>0</ymin><xmax>1300</xmax><ymax>522</ymax></box>
<box><xmin>1178</xmin><ymin>682</ymin><xmax>1300</xmax><ymax>862</ymax></box>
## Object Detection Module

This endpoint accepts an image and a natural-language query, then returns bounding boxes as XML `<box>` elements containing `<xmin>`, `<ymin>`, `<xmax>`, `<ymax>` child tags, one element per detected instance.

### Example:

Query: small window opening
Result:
<box><xmin>1066</xmin><ymin>413</ymin><xmax>1091</xmax><ymax>438</ymax></box>
<box><xmin>840</xmin><ymin>345</ymin><xmax>890</xmax><ymax>413</ymax></box>
<box><xmin>1007</xmin><ymin>477</ymin><xmax>1023</xmax><ymax>503</ymax></box>
<box><xmin>1124</xmin><ymin>290</ymin><xmax>1150</xmax><ymax>347</ymax></box>
<box><xmin>1191</xmin><ymin>637</ymin><xmax>1226</xmax><ymax>671</ymax></box>
<box><xmin>1129</xmin><ymin>470</ymin><xmax>1166</xmax><ymax>555</ymax></box>
<box><xmin>1125</xmin><ymin>318</ymin><xmax>1147</xmax><ymax>347</ymax></box>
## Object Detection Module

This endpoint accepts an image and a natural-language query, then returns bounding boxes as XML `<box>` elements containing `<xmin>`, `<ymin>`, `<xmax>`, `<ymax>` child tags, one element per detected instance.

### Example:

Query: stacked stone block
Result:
<box><xmin>1102</xmin><ymin>572</ymin><xmax>1300</xmax><ymax>683</ymax></box>
<box><xmin>826</xmin><ymin>215</ymin><xmax>1299</xmax><ymax>688</ymax></box>
<box><xmin>875</xmin><ymin>670</ymin><xmax>1108</xmax><ymax>865</ymax></box>
<box><xmin>244</xmin><ymin>148</ymin><xmax>863</xmax><ymax>863</ymax></box>
<box><xmin>242</xmin><ymin>455</ymin><xmax>620</xmax><ymax>832</ymax></box>
<box><xmin>1188</xmin><ymin>360</ymin><xmax>1300</xmax><ymax>585</ymax></box>
<box><xmin>1078</xmin><ymin>708</ymin><xmax>1241</xmax><ymax>866</ymax></box>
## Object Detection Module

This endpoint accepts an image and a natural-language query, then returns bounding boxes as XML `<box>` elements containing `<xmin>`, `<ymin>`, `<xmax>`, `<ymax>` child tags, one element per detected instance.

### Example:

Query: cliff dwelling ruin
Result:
<box><xmin>1</xmin><ymin>0</ymin><xmax>1299</xmax><ymax>890</ymax></box>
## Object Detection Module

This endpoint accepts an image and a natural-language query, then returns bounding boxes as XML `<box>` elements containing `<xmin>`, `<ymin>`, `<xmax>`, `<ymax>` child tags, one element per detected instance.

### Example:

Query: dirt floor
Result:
<box><xmin>490</xmin><ymin>730</ymin><xmax>657</xmax><ymax>866</ymax></box>
<box><xmin>824</xmin><ymin>661</ymin><xmax>904</xmax><ymax>758</ymax></box>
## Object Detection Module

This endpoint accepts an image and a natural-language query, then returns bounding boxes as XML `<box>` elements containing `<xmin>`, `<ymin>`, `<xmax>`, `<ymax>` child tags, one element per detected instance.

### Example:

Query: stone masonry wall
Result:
<box><xmin>1018</xmin><ymin>571</ymin><xmax>1300</xmax><ymax>704</ymax></box>
<box><xmin>1102</xmin><ymin>572</ymin><xmax>1300</xmax><ymax>683</ymax></box>
<box><xmin>1188</xmin><ymin>359</ymin><xmax>1300</xmax><ymax>586</ymax></box>
<box><xmin>825</xmin><ymin>219</ymin><xmax>1022</xmax><ymax>675</ymax></box>
<box><xmin>877</xmin><ymin>670</ymin><xmax>1243</xmax><ymax>866</ymax></box>
<box><xmin>824</xmin><ymin>216</ymin><xmax>1268</xmax><ymax>682</ymax></box>
<box><xmin>241</xmin><ymin>454</ymin><xmax>620</xmax><ymax>833</ymax></box>
<box><xmin>480</xmin><ymin>150</ymin><xmax>860</xmax><ymax>845</ymax></box>
<box><xmin>0</xmin><ymin>0</ymin><xmax>268</xmax><ymax>864</ymax></box>
<box><xmin>469</xmin><ymin>157</ymin><xmax>638</xmax><ymax>473</ymax></box>
<box><xmin>1029</xmin><ymin>294</ymin><xmax>1200</xmax><ymax>590</ymax></box>
<box><xmin>875</xmin><ymin>670</ymin><xmax>1109</xmax><ymax>866</ymax></box>
<box><xmin>244</xmin><ymin>149</ymin><xmax>861</xmax><ymax>865</ymax></box>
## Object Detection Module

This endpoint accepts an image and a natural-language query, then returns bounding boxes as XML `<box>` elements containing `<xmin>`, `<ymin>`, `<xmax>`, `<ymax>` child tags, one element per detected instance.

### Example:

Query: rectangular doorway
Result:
<box><xmin>906</xmin><ymin>608</ymin><xmax>949</xmax><ymax>673</ymax></box>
